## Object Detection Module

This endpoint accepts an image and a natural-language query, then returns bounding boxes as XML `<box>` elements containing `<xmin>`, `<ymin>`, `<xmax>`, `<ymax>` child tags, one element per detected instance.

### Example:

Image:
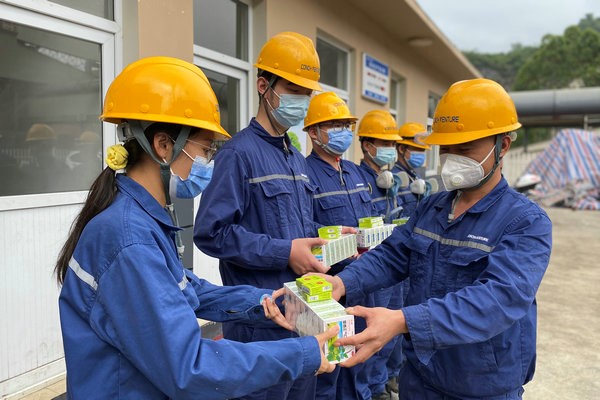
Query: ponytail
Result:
<box><xmin>54</xmin><ymin>123</ymin><xmax>181</xmax><ymax>284</ymax></box>
<box><xmin>54</xmin><ymin>167</ymin><xmax>117</xmax><ymax>284</ymax></box>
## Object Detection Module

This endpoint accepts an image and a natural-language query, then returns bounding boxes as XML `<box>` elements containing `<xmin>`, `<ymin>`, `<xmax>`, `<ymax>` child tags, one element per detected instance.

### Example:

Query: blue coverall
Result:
<box><xmin>386</xmin><ymin>160</ymin><xmax>423</xmax><ymax>383</ymax></box>
<box><xmin>391</xmin><ymin>161</ymin><xmax>421</xmax><ymax>219</ymax></box>
<box><xmin>356</xmin><ymin>159</ymin><xmax>401</xmax><ymax>398</ymax></box>
<box><xmin>338</xmin><ymin>178</ymin><xmax>552</xmax><ymax>399</ymax></box>
<box><xmin>58</xmin><ymin>174</ymin><xmax>321</xmax><ymax>400</ymax></box>
<box><xmin>194</xmin><ymin>118</ymin><xmax>320</xmax><ymax>400</ymax></box>
<box><xmin>358</xmin><ymin>160</ymin><xmax>389</xmax><ymax>218</ymax></box>
<box><xmin>306</xmin><ymin>151</ymin><xmax>376</xmax><ymax>399</ymax></box>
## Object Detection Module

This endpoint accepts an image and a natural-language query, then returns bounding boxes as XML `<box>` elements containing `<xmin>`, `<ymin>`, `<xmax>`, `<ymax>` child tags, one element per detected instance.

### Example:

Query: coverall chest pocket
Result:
<box><xmin>258</xmin><ymin>179</ymin><xmax>293</xmax><ymax>236</ymax></box>
<box><xmin>317</xmin><ymin>195</ymin><xmax>346</xmax><ymax>224</ymax></box>
<box><xmin>404</xmin><ymin>233</ymin><xmax>434</xmax><ymax>286</ymax></box>
<box><xmin>357</xmin><ymin>189</ymin><xmax>373</xmax><ymax>215</ymax></box>
<box><xmin>446</xmin><ymin>247</ymin><xmax>488</xmax><ymax>291</ymax></box>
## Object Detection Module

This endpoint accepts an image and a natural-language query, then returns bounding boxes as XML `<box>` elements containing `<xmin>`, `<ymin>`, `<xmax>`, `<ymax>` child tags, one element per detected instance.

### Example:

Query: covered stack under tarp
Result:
<box><xmin>523</xmin><ymin>129</ymin><xmax>600</xmax><ymax>210</ymax></box>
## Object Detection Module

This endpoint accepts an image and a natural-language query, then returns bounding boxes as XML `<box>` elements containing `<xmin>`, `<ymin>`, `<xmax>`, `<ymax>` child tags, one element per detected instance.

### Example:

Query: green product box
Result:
<box><xmin>284</xmin><ymin>282</ymin><xmax>355</xmax><ymax>364</ymax></box>
<box><xmin>301</xmin><ymin>291</ymin><xmax>332</xmax><ymax>302</ymax></box>
<box><xmin>392</xmin><ymin>217</ymin><xmax>410</xmax><ymax>226</ymax></box>
<box><xmin>296</xmin><ymin>275</ymin><xmax>333</xmax><ymax>303</ymax></box>
<box><xmin>296</xmin><ymin>275</ymin><xmax>332</xmax><ymax>295</ymax></box>
<box><xmin>358</xmin><ymin>216</ymin><xmax>384</xmax><ymax>228</ymax></box>
<box><xmin>318</xmin><ymin>225</ymin><xmax>342</xmax><ymax>239</ymax></box>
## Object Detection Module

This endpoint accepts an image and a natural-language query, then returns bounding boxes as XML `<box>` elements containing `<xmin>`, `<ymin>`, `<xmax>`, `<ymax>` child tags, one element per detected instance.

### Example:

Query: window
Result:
<box><xmin>389</xmin><ymin>74</ymin><xmax>406</xmax><ymax>124</ymax></box>
<box><xmin>314</xmin><ymin>35</ymin><xmax>352</xmax><ymax>158</ymax></box>
<box><xmin>0</xmin><ymin>21</ymin><xmax>103</xmax><ymax>197</ymax></box>
<box><xmin>191</xmin><ymin>0</ymin><xmax>251</xmax><ymax>280</ymax></box>
<box><xmin>317</xmin><ymin>37</ymin><xmax>349</xmax><ymax>91</ymax></box>
<box><xmin>193</xmin><ymin>0</ymin><xmax>248</xmax><ymax>61</ymax></box>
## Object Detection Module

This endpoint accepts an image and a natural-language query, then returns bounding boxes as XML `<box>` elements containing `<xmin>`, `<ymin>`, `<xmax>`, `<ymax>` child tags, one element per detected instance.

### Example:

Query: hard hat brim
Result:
<box><xmin>255</xmin><ymin>64</ymin><xmax>322</xmax><ymax>91</ymax></box>
<box><xmin>424</xmin><ymin>122</ymin><xmax>522</xmax><ymax>145</ymax></box>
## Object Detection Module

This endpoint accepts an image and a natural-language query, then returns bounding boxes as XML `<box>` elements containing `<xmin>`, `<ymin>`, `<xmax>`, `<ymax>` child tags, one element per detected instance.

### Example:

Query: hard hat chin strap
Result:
<box><xmin>128</xmin><ymin>120</ymin><xmax>191</xmax><ymax>260</ymax></box>
<box><xmin>471</xmin><ymin>134</ymin><xmax>503</xmax><ymax>190</ymax></box>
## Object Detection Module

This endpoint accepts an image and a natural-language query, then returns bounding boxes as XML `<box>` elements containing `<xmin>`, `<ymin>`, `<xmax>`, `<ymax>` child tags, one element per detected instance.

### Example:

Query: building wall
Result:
<box><xmin>266</xmin><ymin>0</ymin><xmax>453</xmax><ymax>162</ymax></box>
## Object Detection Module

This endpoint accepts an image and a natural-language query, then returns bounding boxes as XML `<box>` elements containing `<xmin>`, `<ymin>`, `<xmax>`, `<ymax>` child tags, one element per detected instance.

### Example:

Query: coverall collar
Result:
<box><xmin>308</xmin><ymin>151</ymin><xmax>349</xmax><ymax>178</ymax></box>
<box><xmin>116</xmin><ymin>174</ymin><xmax>181</xmax><ymax>231</ymax></box>
<box><xmin>434</xmin><ymin>177</ymin><xmax>509</xmax><ymax>225</ymax></box>
<box><xmin>249</xmin><ymin>118</ymin><xmax>293</xmax><ymax>151</ymax></box>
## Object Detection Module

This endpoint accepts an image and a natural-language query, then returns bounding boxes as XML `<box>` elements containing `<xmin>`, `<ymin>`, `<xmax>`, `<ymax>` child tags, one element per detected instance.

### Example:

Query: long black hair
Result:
<box><xmin>54</xmin><ymin>123</ymin><xmax>180</xmax><ymax>284</ymax></box>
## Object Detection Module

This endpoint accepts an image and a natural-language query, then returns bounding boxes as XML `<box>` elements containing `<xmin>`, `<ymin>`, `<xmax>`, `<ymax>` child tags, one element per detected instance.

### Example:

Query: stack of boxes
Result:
<box><xmin>356</xmin><ymin>217</ymin><xmax>396</xmax><ymax>248</ymax></box>
<box><xmin>284</xmin><ymin>279</ymin><xmax>355</xmax><ymax>364</ymax></box>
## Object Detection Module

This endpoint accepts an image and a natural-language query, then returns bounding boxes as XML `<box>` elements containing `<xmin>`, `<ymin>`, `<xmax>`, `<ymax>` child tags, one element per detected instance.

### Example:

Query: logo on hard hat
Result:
<box><xmin>434</xmin><ymin>116</ymin><xmax>460</xmax><ymax>123</ymax></box>
<box><xmin>300</xmin><ymin>64</ymin><xmax>320</xmax><ymax>73</ymax></box>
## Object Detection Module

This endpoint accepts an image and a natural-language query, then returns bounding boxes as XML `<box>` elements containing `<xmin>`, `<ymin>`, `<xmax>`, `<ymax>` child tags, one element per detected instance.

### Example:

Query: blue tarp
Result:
<box><xmin>524</xmin><ymin>129</ymin><xmax>600</xmax><ymax>210</ymax></box>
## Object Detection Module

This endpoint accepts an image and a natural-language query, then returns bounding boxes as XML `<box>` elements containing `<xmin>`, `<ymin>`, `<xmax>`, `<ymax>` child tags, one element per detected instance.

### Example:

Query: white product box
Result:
<box><xmin>356</xmin><ymin>224</ymin><xmax>396</xmax><ymax>248</ymax></box>
<box><xmin>284</xmin><ymin>282</ymin><xmax>355</xmax><ymax>364</ymax></box>
<box><xmin>312</xmin><ymin>234</ymin><xmax>358</xmax><ymax>267</ymax></box>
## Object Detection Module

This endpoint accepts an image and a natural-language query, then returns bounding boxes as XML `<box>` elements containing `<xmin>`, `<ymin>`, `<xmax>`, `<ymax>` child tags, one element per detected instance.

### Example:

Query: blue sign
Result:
<box><xmin>362</xmin><ymin>53</ymin><xmax>390</xmax><ymax>104</ymax></box>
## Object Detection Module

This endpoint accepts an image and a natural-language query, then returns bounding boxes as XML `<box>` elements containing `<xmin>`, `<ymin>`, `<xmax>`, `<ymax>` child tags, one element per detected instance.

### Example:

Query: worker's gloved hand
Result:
<box><xmin>289</xmin><ymin>238</ymin><xmax>329</xmax><ymax>275</ymax></box>
<box><xmin>314</xmin><ymin>324</ymin><xmax>340</xmax><ymax>375</ymax></box>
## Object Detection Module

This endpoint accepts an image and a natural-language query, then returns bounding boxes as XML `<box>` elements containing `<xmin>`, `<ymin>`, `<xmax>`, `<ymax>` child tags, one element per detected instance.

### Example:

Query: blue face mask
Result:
<box><xmin>408</xmin><ymin>152</ymin><xmax>426</xmax><ymax>168</ymax></box>
<box><xmin>170</xmin><ymin>155</ymin><xmax>214</xmax><ymax>199</ymax></box>
<box><xmin>373</xmin><ymin>146</ymin><xmax>397</xmax><ymax>167</ymax></box>
<box><xmin>270</xmin><ymin>91</ymin><xmax>310</xmax><ymax>129</ymax></box>
<box><xmin>323</xmin><ymin>128</ymin><xmax>353</xmax><ymax>155</ymax></box>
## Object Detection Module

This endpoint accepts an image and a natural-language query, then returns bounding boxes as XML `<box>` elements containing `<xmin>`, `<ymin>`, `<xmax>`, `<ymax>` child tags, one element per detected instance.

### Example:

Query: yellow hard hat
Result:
<box><xmin>101</xmin><ymin>56</ymin><xmax>230</xmax><ymax>138</ymax></box>
<box><xmin>26</xmin><ymin>123</ymin><xmax>56</xmax><ymax>141</ymax></box>
<box><xmin>255</xmin><ymin>31</ymin><xmax>322</xmax><ymax>91</ymax></box>
<box><xmin>77</xmin><ymin>130</ymin><xmax>101</xmax><ymax>143</ymax></box>
<box><xmin>357</xmin><ymin>110</ymin><xmax>403</xmax><ymax>141</ymax></box>
<box><xmin>425</xmin><ymin>78</ymin><xmax>521</xmax><ymax>145</ymax></box>
<box><xmin>303</xmin><ymin>92</ymin><xmax>357</xmax><ymax>130</ymax></box>
<box><xmin>397</xmin><ymin>122</ymin><xmax>430</xmax><ymax>150</ymax></box>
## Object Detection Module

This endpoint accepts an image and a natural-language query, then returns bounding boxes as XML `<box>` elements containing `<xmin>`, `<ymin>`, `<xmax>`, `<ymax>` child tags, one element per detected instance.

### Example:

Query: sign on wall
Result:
<box><xmin>361</xmin><ymin>53</ymin><xmax>389</xmax><ymax>104</ymax></box>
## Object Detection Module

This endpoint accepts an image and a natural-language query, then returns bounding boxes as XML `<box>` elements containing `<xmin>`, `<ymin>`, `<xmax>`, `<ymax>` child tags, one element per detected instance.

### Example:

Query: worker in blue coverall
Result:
<box><xmin>194</xmin><ymin>32</ymin><xmax>344</xmax><ymax>400</ymax></box>
<box><xmin>303</xmin><ymin>92</ymin><xmax>376</xmax><ymax>400</ymax></box>
<box><xmin>356</xmin><ymin>110</ymin><xmax>405</xmax><ymax>400</ymax></box>
<box><xmin>323</xmin><ymin>78</ymin><xmax>553</xmax><ymax>399</ymax></box>
<box><xmin>356</xmin><ymin>110</ymin><xmax>404</xmax><ymax>223</ymax></box>
<box><xmin>385</xmin><ymin>122</ymin><xmax>432</xmax><ymax>396</ymax></box>
<box><xmin>391</xmin><ymin>122</ymin><xmax>432</xmax><ymax>219</ymax></box>
<box><xmin>55</xmin><ymin>56</ymin><xmax>338</xmax><ymax>400</ymax></box>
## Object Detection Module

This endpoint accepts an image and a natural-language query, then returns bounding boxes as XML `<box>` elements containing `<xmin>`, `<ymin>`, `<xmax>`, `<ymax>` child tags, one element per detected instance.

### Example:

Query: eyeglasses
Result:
<box><xmin>186</xmin><ymin>139</ymin><xmax>218</xmax><ymax>161</ymax></box>
<box><xmin>321</xmin><ymin>121</ymin><xmax>356</xmax><ymax>133</ymax></box>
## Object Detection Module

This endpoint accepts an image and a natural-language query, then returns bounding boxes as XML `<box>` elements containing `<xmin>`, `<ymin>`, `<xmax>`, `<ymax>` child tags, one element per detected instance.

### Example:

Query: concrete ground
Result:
<box><xmin>522</xmin><ymin>206</ymin><xmax>600</xmax><ymax>399</ymax></box>
<box><xmin>14</xmin><ymin>207</ymin><xmax>600</xmax><ymax>400</ymax></box>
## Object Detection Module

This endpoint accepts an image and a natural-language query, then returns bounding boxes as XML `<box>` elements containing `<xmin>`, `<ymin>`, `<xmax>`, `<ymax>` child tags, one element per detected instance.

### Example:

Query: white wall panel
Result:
<box><xmin>0</xmin><ymin>204</ymin><xmax>80</xmax><ymax>392</ymax></box>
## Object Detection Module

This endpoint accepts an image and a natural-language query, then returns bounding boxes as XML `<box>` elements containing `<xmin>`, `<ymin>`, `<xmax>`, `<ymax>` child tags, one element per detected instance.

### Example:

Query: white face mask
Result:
<box><xmin>440</xmin><ymin>145</ymin><xmax>495</xmax><ymax>191</ymax></box>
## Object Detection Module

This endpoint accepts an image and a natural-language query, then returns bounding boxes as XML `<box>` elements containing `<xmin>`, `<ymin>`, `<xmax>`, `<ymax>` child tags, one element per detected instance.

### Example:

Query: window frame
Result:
<box><xmin>0</xmin><ymin>1</ymin><xmax>118</xmax><ymax>211</ymax></box>
<box><xmin>315</xmin><ymin>33</ymin><xmax>353</xmax><ymax>158</ymax></box>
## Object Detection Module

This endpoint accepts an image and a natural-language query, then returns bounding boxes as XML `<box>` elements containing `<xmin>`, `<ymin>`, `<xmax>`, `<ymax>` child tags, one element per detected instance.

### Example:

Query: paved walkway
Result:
<box><xmin>15</xmin><ymin>207</ymin><xmax>600</xmax><ymax>400</ymax></box>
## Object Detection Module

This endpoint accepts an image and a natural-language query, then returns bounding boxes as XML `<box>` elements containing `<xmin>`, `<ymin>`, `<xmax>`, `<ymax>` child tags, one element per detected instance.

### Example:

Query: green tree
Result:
<box><xmin>513</xmin><ymin>25</ymin><xmax>600</xmax><ymax>90</ymax></box>
<box><xmin>464</xmin><ymin>44</ymin><xmax>536</xmax><ymax>90</ymax></box>
<box><xmin>577</xmin><ymin>13</ymin><xmax>600</xmax><ymax>32</ymax></box>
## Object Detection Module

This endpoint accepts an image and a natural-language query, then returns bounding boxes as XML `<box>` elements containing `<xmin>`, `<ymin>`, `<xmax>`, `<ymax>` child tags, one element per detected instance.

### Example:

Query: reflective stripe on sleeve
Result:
<box><xmin>68</xmin><ymin>256</ymin><xmax>98</xmax><ymax>291</ymax></box>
